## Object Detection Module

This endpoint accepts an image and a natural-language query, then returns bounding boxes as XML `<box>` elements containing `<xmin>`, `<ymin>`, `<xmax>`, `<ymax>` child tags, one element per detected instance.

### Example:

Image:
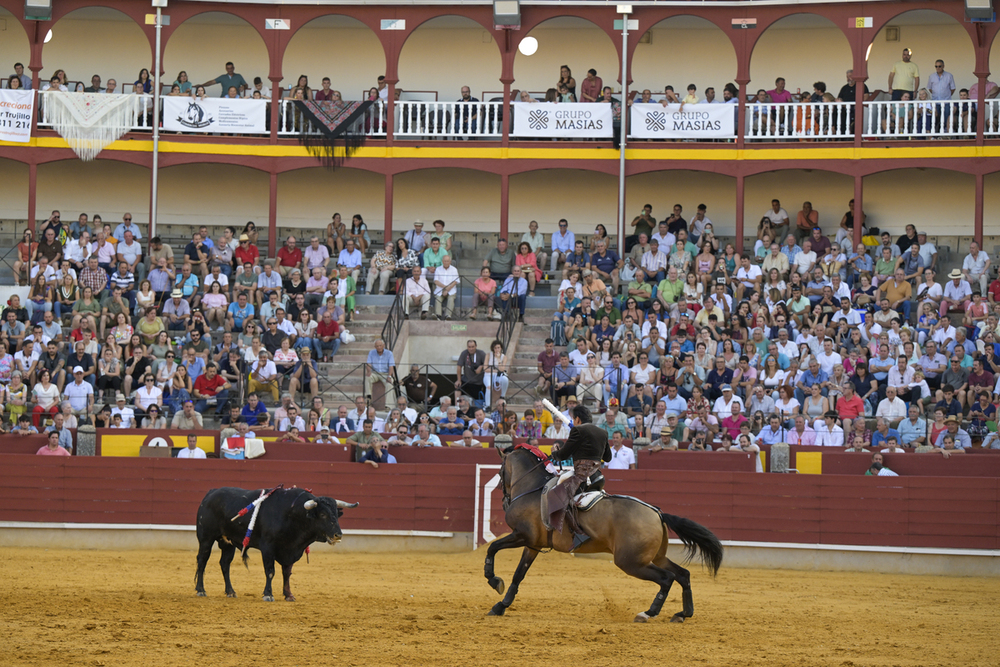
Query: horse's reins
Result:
<box><xmin>502</xmin><ymin>453</ymin><xmax>549</xmax><ymax>508</ymax></box>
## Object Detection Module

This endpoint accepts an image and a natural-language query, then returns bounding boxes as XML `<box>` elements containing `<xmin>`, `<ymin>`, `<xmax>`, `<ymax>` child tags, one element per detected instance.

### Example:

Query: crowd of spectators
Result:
<box><xmin>510</xmin><ymin>199</ymin><xmax>1000</xmax><ymax>457</ymax></box>
<box><xmin>6</xmin><ymin>199</ymin><xmax>999</xmax><ymax>464</ymax></box>
<box><xmin>2</xmin><ymin>209</ymin><xmax>372</xmax><ymax>442</ymax></box>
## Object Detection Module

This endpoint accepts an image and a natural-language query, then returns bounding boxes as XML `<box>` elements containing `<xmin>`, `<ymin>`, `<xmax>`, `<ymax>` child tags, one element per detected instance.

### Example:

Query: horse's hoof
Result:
<box><xmin>487</xmin><ymin>603</ymin><xmax>507</xmax><ymax>616</ymax></box>
<box><xmin>634</xmin><ymin>612</ymin><xmax>649</xmax><ymax>623</ymax></box>
<box><xmin>284</xmin><ymin>595</ymin><xmax>296</xmax><ymax>602</ymax></box>
<box><xmin>262</xmin><ymin>595</ymin><xmax>274</xmax><ymax>602</ymax></box>
<box><xmin>488</xmin><ymin>577</ymin><xmax>505</xmax><ymax>595</ymax></box>
<box><xmin>670</xmin><ymin>614</ymin><xmax>685</xmax><ymax>624</ymax></box>
<box><xmin>196</xmin><ymin>591</ymin><xmax>207</xmax><ymax>597</ymax></box>
<box><xmin>225</xmin><ymin>592</ymin><xmax>237</xmax><ymax>598</ymax></box>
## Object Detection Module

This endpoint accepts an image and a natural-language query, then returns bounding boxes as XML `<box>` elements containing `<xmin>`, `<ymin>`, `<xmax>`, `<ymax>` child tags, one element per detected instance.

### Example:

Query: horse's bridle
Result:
<box><xmin>500</xmin><ymin>450</ymin><xmax>548</xmax><ymax>511</ymax></box>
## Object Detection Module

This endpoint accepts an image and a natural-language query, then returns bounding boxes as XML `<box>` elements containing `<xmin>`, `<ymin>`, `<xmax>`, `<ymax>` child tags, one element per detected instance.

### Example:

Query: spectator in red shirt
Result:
<box><xmin>536</xmin><ymin>338</ymin><xmax>559</xmax><ymax>397</ymax></box>
<box><xmin>836</xmin><ymin>381</ymin><xmax>866</xmax><ymax>437</ymax></box>
<box><xmin>234</xmin><ymin>234</ymin><xmax>260</xmax><ymax>273</ymax></box>
<box><xmin>316</xmin><ymin>311</ymin><xmax>341</xmax><ymax>362</ymax></box>
<box><xmin>276</xmin><ymin>235</ymin><xmax>303</xmax><ymax>278</ymax></box>
<box><xmin>192</xmin><ymin>363</ymin><xmax>231</xmax><ymax>415</ymax></box>
<box><xmin>988</xmin><ymin>274</ymin><xmax>1000</xmax><ymax>307</ymax></box>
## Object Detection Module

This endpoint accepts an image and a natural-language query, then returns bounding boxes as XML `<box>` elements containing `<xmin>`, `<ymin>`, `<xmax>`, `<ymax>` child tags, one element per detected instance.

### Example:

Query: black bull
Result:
<box><xmin>195</xmin><ymin>487</ymin><xmax>358</xmax><ymax>601</ymax></box>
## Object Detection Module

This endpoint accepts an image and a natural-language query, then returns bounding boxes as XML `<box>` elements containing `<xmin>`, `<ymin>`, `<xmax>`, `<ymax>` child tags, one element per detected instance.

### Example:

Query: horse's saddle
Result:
<box><xmin>573</xmin><ymin>491</ymin><xmax>605</xmax><ymax>512</ymax></box>
<box><xmin>540</xmin><ymin>472</ymin><xmax>607</xmax><ymax>531</ymax></box>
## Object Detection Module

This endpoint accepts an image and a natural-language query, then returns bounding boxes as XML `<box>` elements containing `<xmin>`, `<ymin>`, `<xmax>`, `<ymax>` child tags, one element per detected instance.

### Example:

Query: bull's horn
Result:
<box><xmin>303</xmin><ymin>500</ymin><xmax>318</xmax><ymax>510</ymax></box>
<box><xmin>336</xmin><ymin>500</ymin><xmax>359</xmax><ymax>509</ymax></box>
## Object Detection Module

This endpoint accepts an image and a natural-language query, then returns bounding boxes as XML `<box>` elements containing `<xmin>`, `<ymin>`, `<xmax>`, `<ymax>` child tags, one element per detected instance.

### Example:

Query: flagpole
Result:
<box><xmin>616</xmin><ymin>5</ymin><xmax>630</xmax><ymax>260</ymax></box>
<box><xmin>151</xmin><ymin>1</ymin><xmax>166</xmax><ymax>239</ymax></box>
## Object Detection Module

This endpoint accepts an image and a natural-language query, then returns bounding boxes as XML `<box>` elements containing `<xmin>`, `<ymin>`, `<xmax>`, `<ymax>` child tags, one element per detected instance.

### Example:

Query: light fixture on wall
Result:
<box><xmin>44</xmin><ymin>28</ymin><xmax>52</xmax><ymax>43</ymax></box>
<box><xmin>25</xmin><ymin>0</ymin><xmax>51</xmax><ymax>21</ymax></box>
<box><xmin>494</xmin><ymin>0</ymin><xmax>520</xmax><ymax>30</ymax></box>
<box><xmin>518</xmin><ymin>36</ymin><xmax>538</xmax><ymax>56</ymax></box>
<box><xmin>966</xmin><ymin>0</ymin><xmax>994</xmax><ymax>21</ymax></box>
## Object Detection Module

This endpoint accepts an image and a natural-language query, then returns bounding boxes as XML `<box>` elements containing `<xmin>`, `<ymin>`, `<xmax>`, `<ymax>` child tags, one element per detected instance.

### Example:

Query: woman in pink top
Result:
<box><xmin>516</xmin><ymin>242</ymin><xmax>542</xmax><ymax>296</ymax></box>
<box><xmin>579</xmin><ymin>69</ymin><xmax>602</xmax><ymax>103</ymax></box>
<box><xmin>473</xmin><ymin>267</ymin><xmax>497</xmax><ymax>320</ymax></box>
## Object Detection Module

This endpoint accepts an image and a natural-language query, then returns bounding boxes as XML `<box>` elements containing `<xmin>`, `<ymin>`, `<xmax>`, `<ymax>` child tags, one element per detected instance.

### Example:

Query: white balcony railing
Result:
<box><xmin>276</xmin><ymin>99</ymin><xmax>386</xmax><ymax>138</ymax></box>
<box><xmin>29</xmin><ymin>90</ymin><xmax>1000</xmax><ymax>143</ymax></box>
<box><xmin>984</xmin><ymin>99</ymin><xmax>1000</xmax><ymax>138</ymax></box>
<box><xmin>277</xmin><ymin>100</ymin><xmax>503</xmax><ymax>139</ymax></box>
<box><xmin>36</xmin><ymin>90</ymin><xmax>156</xmax><ymax>132</ymax></box>
<box><xmin>394</xmin><ymin>101</ymin><xmax>502</xmax><ymax>139</ymax></box>
<box><xmin>863</xmin><ymin>99</ymin><xmax>977</xmax><ymax>139</ymax></box>
<box><xmin>744</xmin><ymin>101</ymin><xmax>853</xmax><ymax>141</ymax></box>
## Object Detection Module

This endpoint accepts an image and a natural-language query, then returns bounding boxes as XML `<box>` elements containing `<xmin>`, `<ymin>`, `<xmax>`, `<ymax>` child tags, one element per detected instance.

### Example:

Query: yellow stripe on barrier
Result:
<box><xmin>795</xmin><ymin>451</ymin><xmax>823</xmax><ymax>475</ymax></box>
<box><xmin>100</xmin><ymin>434</ymin><xmax>213</xmax><ymax>457</ymax></box>
<box><xmin>4</xmin><ymin>137</ymin><xmax>999</xmax><ymax>162</ymax></box>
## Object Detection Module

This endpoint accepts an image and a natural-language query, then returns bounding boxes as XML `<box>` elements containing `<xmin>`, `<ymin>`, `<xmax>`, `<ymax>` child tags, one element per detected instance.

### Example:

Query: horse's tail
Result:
<box><xmin>660</xmin><ymin>513</ymin><xmax>724</xmax><ymax>577</ymax></box>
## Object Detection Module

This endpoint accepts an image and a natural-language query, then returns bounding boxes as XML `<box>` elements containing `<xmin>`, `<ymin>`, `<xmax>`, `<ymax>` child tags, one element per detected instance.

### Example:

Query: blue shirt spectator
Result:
<box><xmin>871</xmin><ymin>427</ymin><xmax>901</xmax><ymax>450</ymax></box>
<box><xmin>501</xmin><ymin>274</ymin><xmax>528</xmax><ymax>296</ymax></box>
<box><xmin>240</xmin><ymin>396</ymin><xmax>268</xmax><ymax>425</ymax></box>
<box><xmin>590</xmin><ymin>248</ymin><xmax>620</xmax><ymax>275</ymax></box>
<box><xmin>113</xmin><ymin>220</ymin><xmax>142</xmax><ymax>242</ymax></box>
<box><xmin>228</xmin><ymin>301</ymin><xmax>255</xmax><ymax>329</ymax></box>
<box><xmin>366</xmin><ymin>346</ymin><xmax>395</xmax><ymax>374</ymax></box>
<box><xmin>780</xmin><ymin>241</ymin><xmax>802</xmax><ymax>262</ymax></box>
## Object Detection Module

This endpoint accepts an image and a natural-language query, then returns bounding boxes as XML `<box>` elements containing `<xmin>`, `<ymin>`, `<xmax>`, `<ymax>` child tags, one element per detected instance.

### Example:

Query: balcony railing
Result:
<box><xmin>394</xmin><ymin>101</ymin><xmax>502</xmax><ymax>139</ymax></box>
<box><xmin>744</xmin><ymin>101</ymin><xmax>853</xmax><ymax>141</ymax></box>
<box><xmin>276</xmin><ymin>99</ymin><xmax>386</xmax><ymax>138</ymax></box>
<box><xmin>36</xmin><ymin>90</ymin><xmax>156</xmax><ymax>132</ymax></box>
<box><xmin>863</xmin><ymin>99</ymin><xmax>978</xmax><ymax>140</ymax></box>
<box><xmin>28</xmin><ymin>91</ymin><xmax>1000</xmax><ymax>145</ymax></box>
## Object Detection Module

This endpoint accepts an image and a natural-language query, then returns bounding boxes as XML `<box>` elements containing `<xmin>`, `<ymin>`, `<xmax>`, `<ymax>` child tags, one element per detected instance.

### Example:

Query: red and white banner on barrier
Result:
<box><xmin>473</xmin><ymin>464</ymin><xmax>504</xmax><ymax>548</ymax></box>
<box><xmin>0</xmin><ymin>89</ymin><xmax>34</xmax><ymax>143</ymax></box>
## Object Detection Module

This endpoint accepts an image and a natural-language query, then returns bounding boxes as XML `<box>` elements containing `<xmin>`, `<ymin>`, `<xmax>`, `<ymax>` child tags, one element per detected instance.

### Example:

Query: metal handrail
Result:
<box><xmin>496</xmin><ymin>284</ymin><xmax>519</xmax><ymax>353</ymax></box>
<box><xmin>381</xmin><ymin>287</ymin><xmax>405</xmax><ymax>352</ymax></box>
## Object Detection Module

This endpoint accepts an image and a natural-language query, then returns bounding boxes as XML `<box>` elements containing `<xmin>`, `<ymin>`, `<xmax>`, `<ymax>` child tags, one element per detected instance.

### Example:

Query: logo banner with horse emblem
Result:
<box><xmin>630</xmin><ymin>103</ymin><xmax>735</xmax><ymax>139</ymax></box>
<box><xmin>512</xmin><ymin>102</ymin><xmax>613</xmax><ymax>138</ymax></box>
<box><xmin>163</xmin><ymin>97</ymin><xmax>267</xmax><ymax>134</ymax></box>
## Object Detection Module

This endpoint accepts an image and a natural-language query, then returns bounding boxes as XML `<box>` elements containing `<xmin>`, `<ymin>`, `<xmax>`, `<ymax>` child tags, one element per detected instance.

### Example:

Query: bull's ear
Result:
<box><xmin>337</xmin><ymin>508</ymin><xmax>345</xmax><ymax>519</ymax></box>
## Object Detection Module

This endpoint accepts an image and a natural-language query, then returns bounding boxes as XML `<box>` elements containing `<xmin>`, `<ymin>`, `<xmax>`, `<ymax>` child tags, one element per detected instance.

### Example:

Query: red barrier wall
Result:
<box><xmin>0</xmin><ymin>435</ymin><xmax>53</xmax><ymax>455</ymax></box>
<box><xmin>637</xmin><ymin>449</ymin><xmax>758</xmax><ymax>472</ymax></box>
<box><xmin>0</xmin><ymin>456</ymin><xmax>472</xmax><ymax>534</ymax></box>
<box><xmin>2</xmin><ymin>456</ymin><xmax>998</xmax><ymax>551</ymax></box>
<box><xmin>598</xmin><ymin>471</ymin><xmax>1000</xmax><ymax>550</ymax></box>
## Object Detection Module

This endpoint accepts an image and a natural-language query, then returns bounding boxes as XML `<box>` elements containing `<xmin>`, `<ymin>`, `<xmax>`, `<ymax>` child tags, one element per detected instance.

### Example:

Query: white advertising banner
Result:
<box><xmin>630</xmin><ymin>103</ymin><xmax>735</xmax><ymax>139</ymax></box>
<box><xmin>0</xmin><ymin>89</ymin><xmax>34</xmax><ymax>143</ymax></box>
<box><xmin>512</xmin><ymin>102</ymin><xmax>613</xmax><ymax>138</ymax></box>
<box><xmin>163</xmin><ymin>97</ymin><xmax>266</xmax><ymax>134</ymax></box>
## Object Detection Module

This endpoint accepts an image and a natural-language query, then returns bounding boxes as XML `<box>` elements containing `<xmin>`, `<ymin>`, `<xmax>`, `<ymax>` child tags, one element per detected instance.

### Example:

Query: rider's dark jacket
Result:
<box><xmin>552</xmin><ymin>424</ymin><xmax>612</xmax><ymax>463</ymax></box>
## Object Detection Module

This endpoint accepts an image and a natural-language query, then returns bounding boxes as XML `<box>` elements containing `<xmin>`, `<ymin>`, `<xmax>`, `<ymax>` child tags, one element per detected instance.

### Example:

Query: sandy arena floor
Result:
<box><xmin>2</xmin><ymin>545</ymin><xmax>996</xmax><ymax>667</ymax></box>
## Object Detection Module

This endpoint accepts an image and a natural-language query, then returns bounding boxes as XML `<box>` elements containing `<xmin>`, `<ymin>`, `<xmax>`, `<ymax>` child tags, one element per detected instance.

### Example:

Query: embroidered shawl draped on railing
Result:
<box><xmin>41</xmin><ymin>92</ymin><xmax>143</xmax><ymax>161</ymax></box>
<box><xmin>293</xmin><ymin>100</ymin><xmax>374</xmax><ymax>168</ymax></box>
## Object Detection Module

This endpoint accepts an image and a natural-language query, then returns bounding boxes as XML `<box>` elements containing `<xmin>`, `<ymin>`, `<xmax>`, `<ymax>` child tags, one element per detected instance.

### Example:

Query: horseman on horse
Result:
<box><xmin>484</xmin><ymin>402</ymin><xmax>723</xmax><ymax>622</ymax></box>
<box><xmin>545</xmin><ymin>403</ymin><xmax>611</xmax><ymax>547</ymax></box>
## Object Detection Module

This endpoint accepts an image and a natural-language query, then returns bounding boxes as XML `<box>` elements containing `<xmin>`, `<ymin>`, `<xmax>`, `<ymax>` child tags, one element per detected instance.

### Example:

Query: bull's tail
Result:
<box><xmin>660</xmin><ymin>513</ymin><xmax>724</xmax><ymax>577</ymax></box>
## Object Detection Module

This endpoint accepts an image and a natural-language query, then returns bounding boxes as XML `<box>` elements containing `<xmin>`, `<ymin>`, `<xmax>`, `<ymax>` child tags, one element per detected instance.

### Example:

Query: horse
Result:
<box><xmin>483</xmin><ymin>445</ymin><xmax>723</xmax><ymax>623</ymax></box>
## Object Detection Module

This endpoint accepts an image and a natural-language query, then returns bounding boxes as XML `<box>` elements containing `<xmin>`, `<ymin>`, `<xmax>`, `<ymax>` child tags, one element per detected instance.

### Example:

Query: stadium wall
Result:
<box><xmin>1</xmin><ymin>456</ymin><xmax>996</xmax><ymax>568</ymax></box>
